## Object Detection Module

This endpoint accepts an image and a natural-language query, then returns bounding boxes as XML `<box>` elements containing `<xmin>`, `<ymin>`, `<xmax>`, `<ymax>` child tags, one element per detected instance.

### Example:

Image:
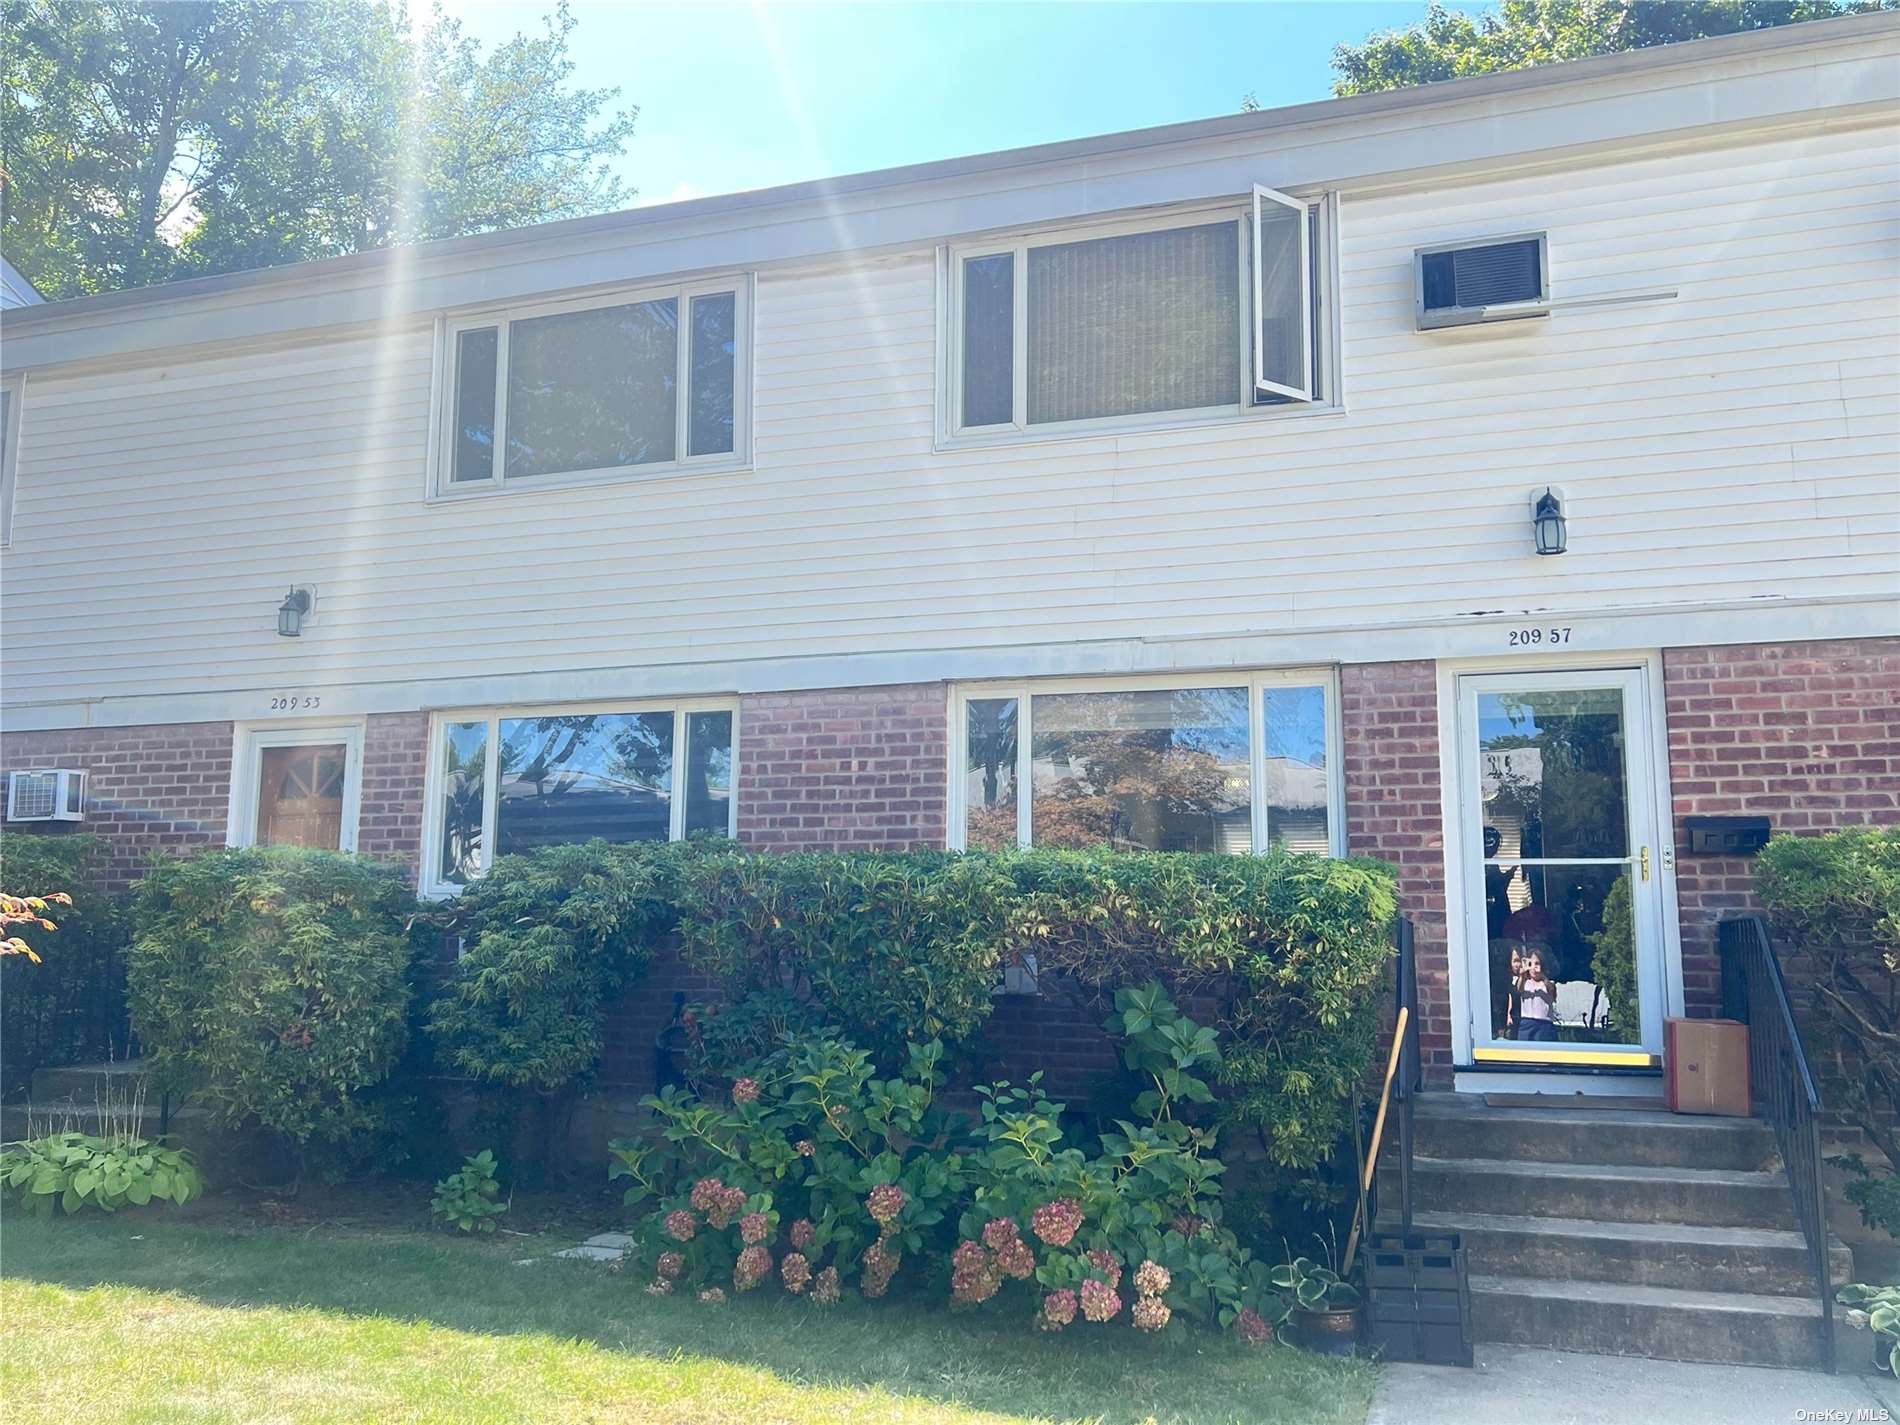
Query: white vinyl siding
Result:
<box><xmin>0</xmin><ymin>373</ymin><xmax>21</xmax><ymax>547</ymax></box>
<box><xmin>0</xmin><ymin>122</ymin><xmax>1894</xmax><ymax>716</ymax></box>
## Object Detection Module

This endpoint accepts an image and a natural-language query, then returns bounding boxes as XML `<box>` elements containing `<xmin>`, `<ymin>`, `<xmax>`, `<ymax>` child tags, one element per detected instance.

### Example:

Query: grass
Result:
<box><xmin>0</xmin><ymin>1213</ymin><xmax>1376</xmax><ymax>1425</ymax></box>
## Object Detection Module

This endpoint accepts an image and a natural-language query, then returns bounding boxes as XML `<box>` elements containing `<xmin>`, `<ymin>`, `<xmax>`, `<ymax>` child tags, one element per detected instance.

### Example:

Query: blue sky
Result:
<box><xmin>441</xmin><ymin>2</ymin><xmax>1439</xmax><ymax>206</ymax></box>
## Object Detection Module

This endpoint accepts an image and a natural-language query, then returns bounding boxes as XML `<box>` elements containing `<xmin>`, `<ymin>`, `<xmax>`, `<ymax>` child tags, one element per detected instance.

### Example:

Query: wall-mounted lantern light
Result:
<box><xmin>276</xmin><ymin>587</ymin><xmax>312</xmax><ymax>637</ymax></box>
<box><xmin>1532</xmin><ymin>487</ymin><xmax>1567</xmax><ymax>556</ymax></box>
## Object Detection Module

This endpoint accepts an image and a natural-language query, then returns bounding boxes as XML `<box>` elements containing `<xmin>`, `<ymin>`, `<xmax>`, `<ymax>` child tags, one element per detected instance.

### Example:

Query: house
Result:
<box><xmin>1</xmin><ymin>14</ymin><xmax>1896</xmax><ymax>1365</ymax></box>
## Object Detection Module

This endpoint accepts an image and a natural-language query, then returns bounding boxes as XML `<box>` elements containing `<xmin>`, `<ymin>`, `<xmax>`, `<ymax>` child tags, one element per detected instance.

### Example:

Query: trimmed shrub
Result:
<box><xmin>427</xmin><ymin>839</ymin><xmax>702</xmax><ymax>1091</ymax></box>
<box><xmin>673</xmin><ymin>847</ymin><xmax>1004</xmax><ymax>1063</ymax></box>
<box><xmin>0</xmin><ymin>833</ymin><xmax>131</xmax><ymax>1098</ymax></box>
<box><xmin>1757</xmin><ymin>826</ymin><xmax>1900</xmax><ymax>1183</ymax></box>
<box><xmin>128</xmin><ymin>847</ymin><xmax>420</xmax><ymax>1172</ymax></box>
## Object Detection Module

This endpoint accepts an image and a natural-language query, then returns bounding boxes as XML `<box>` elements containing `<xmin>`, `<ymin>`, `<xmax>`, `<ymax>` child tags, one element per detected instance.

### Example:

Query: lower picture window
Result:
<box><xmin>955</xmin><ymin>674</ymin><xmax>1337</xmax><ymax>855</ymax></box>
<box><xmin>231</xmin><ymin>724</ymin><xmax>364</xmax><ymax>853</ymax></box>
<box><xmin>427</xmin><ymin>702</ymin><xmax>736</xmax><ymax>892</ymax></box>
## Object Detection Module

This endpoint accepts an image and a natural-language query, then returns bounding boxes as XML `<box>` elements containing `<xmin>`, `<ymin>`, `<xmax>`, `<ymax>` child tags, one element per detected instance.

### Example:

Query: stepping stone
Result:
<box><xmin>582</xmin><ymin>1232</ymin><xmax>633</xmax><ymax>1249</ymax></box>
<box><xmin>554</xmin><ymin>1243</ymin><xmax>626</xmax><ymax>1261</ymax></box>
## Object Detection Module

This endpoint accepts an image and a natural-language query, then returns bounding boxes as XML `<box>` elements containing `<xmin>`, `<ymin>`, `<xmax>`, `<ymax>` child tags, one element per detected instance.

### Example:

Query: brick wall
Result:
<box><xmin>0</xmin><ymin>722</ymin><xmax>235</xmax><ymax>888</ymax></box>
<box><xmin>1665</xmin><ymin>637</ymin><xmax>1900</xmax><ymax>1016</ymax></box>
<box><xmin>736</xmin><ymin>683</ymin><xmax>949</xmax><ymax>850</ymax></box>
<box><xmin>1341</xmin><ymin>660</ymin><xmax>1452</xmax><ymax>1081</ymax></box>
<box><xmin>357</xmin><ymin>713</ymin><xmax>428</xmax><ymax>873</ymax></box>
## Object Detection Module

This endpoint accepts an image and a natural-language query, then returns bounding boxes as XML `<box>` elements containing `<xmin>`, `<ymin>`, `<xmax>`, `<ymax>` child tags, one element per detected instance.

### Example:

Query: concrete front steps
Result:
<box><xmin>1377</xmin><ymin>1093</ymin><xmax>1850</xmax><ymax>1369</ymax></box>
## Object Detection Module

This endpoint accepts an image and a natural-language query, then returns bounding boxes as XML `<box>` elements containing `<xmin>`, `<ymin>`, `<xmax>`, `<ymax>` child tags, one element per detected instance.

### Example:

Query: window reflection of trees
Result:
<box><xmin>496</xmin><ymin>714</ymin><xmax>674</xmax><ymax>854</ymax></box>
<box><xmin>1029</xmin><ymin>687</ymin><xmax>1250</xmax><ymax>852</ymax></box>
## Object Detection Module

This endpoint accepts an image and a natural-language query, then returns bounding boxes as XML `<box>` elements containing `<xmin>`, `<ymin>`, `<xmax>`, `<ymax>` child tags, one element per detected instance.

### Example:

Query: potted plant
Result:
<box><xmin>1270</xmin><ymin>1254</ymin><xmax>1362</xmax><ymax>1355</ymax></box>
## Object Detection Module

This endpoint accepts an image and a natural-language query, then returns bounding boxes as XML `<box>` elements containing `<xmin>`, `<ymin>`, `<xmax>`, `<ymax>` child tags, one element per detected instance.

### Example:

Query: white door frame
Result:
<box><xmin>227</xmin><ymin>720</ymin><xmax>366</xmax><ymax>853</ymax></box>
<box><xmin>1435</xmin><ymin>651</ymin><xmax>1683</xmax><ymax>1084</ymax></box>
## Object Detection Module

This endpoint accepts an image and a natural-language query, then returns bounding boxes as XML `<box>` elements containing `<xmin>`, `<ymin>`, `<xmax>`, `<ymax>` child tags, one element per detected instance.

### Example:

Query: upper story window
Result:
<box><xmin>433</xmin><ymin>277</ymin><xmax>751</xmax><ymax>498</ymax></box>
<box><xmin>0</xmin><ymin>372</ymin><xmax>23</xmax><ymax>546</ymax></box>
<box><xmin>950</xmin><ymin>670</ymin><xmax>1342</xmax><ymax>857</ymax></box>
<box><xmin>421</xmin><ymin>699</ymin><xmax>737</xmax><ymax>896</ymax></box>
<box><xmin>941</xmin><ymin>190</ymin><xmax>1337</xmax><ymax>446</ymax></box>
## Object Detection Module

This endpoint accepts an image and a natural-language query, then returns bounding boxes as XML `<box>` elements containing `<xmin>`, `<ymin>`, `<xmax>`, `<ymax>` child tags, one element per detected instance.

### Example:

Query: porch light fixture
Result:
<box><xmin>276</xmin><ymin>587</ymin><xmax>311</xmax><ymax>637</ymax></box>
<box><xmin>1532</xmin><ymin>487</ymin><xmax>1567</xmax><ymax>556</ymax></box>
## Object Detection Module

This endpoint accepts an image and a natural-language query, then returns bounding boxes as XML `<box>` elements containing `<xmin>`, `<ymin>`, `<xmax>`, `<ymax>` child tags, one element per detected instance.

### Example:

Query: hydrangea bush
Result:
<box><xmin>610</xmin><ymin>985</ymin><xmax>1285</xmax><ymax>1343</ymax></box>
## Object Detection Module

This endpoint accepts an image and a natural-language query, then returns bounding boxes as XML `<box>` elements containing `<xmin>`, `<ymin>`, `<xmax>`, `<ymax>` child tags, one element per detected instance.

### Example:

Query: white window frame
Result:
<box><xmin>419</xmin><ymin>698</ymin><xmax>741</xmax><ymax>898</ymax></box>
<box><xmin>947</xmin><ymin>668</ymin><xmax>1344</xmax><ymax>857</ymax></box>
<box><xmin>428</xmin><ymin>274</ymin><xmax>754</xmax><ymax>501</ymax></box>
<box><xmin>0</xmin><ymin>370</ymin><xmax>24</xmax><ymax>548</ymax></box>
<box><xmin>937</xmin><ymin>194</ymin><xmax>1341</xmax><ymax>451</ymax></box>
<box><xmin>227</xmin><ymin>720</ymin><xmax>366</xmax><ymax>853</ymax></box>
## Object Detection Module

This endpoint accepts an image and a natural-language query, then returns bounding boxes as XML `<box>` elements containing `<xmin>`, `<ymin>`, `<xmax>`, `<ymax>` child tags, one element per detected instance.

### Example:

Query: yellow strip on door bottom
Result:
<box><xmin>1471</xmin><ymin>1046</ymin><xmax>1660</xmax><ymax>1068</ymax></box>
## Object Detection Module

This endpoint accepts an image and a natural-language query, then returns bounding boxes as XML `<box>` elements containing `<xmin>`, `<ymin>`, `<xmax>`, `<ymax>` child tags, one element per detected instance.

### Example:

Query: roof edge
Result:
<box><xmin>5</xmin><ymin>8</ymin><xmax>1896</xmax><ymax>332</ymax></box>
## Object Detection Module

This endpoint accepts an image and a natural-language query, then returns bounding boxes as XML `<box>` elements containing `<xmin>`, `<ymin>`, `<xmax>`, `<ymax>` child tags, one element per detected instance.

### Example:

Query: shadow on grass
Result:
<box><xmin>2</xmin><ymin>1215</ymin><xmax>1375</xmax><ymax>1425</ymax></box>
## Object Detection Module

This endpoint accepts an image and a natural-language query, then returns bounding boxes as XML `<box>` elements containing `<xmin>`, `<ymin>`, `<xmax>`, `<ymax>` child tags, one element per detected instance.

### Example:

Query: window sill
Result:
<box><xmin>934</xmin><ymin>399</ymin><xmax>1346</xmax><ymax>454</ymax></box>
<box><xmin>425</xmin><ymin>457</ymin><xmax>754</xmax><ymax>506</ymax></box>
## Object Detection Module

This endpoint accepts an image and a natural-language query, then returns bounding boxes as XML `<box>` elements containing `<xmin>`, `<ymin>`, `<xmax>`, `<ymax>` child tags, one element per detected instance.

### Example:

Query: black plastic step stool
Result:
<box><xmin>1364</xmin><ymin>1229</ymin><xmax>1474</xmax><ymax>1367</ymax></box>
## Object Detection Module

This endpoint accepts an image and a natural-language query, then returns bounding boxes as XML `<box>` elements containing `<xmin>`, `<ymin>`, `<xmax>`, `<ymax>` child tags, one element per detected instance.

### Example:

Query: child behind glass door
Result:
<box><xmin>1515</xmin><ymin>951</ymin><xmax>1557</xmax><ymax>1043</ymax></box>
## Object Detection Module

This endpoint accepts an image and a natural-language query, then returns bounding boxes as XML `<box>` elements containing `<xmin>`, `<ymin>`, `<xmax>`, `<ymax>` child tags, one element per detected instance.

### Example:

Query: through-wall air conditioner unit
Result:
<box><xmin>1415</xmin><ymin>232</ymin><xmax>1549</xmax><ymax>330</ymax></box>
<box><xmin>6</xmin><ymin>769</ymin><xmax>87</xmax><ymax>823</ymax></box>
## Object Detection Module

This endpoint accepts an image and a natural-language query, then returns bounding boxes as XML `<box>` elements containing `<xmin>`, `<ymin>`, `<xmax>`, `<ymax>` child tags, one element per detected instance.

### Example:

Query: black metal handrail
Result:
<box><xmin>1393</xmin><ymin>916</ymin><xmax>1420</xmax><ymax>1234</ymax></box>
<box><xmin>1719</xmin><ymin>913</ymin><xmax>1834</xmax><ymax>1374</ymax></box>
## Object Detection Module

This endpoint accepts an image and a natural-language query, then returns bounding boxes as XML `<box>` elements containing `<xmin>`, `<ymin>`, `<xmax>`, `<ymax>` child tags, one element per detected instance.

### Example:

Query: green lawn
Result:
<box><xmin>0</xmin><ymin>1214</ymin><xmax>1376</xmax><ymax>1425</ymax></box>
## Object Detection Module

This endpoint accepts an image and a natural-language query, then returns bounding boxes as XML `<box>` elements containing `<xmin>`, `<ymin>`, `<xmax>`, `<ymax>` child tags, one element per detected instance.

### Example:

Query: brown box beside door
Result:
<box><xmin>1665</xmin><ymin>1018</ymin><xmax>1751</xmax><ymax>1117</ymax></box>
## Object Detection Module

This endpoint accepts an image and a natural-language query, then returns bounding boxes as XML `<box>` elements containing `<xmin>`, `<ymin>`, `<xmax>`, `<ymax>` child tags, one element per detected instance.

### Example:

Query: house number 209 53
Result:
<box><xmin>1507</xmin><ymin>627</ymin><xmax>1573</xmax><ymax>647</ymax></box>
<box><xmin>269</xmin><ymin>695</ymin><xmax>321</xmax><ymax>711</ymax></box>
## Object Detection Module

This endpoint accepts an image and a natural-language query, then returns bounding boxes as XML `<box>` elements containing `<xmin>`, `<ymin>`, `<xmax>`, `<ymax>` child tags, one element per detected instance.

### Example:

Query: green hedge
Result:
<box><xmin>0</xmin><ymin>834</ymin><xmax>130</xmax><ymax>1098</ymax></box>
<box><xmin>1756</xmin><ymin>825</ymin><xmax>1900</xmax><ymax>1205</ymax></box>
<box><xmin>129</xmin><ymin>847</ymin><xmax>423</xmax><ymax>1166</ymax></box>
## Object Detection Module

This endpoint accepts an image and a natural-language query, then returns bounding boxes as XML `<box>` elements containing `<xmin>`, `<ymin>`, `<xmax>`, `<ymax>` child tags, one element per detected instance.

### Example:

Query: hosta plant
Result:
<box><xmin>431</xmin><ymin>1149</ymin><xmax>510</xmax><ymax>1232</ymax></box>
<box><xmin>1839</xmin><ymin>1283</ymin><xmax>1900</xmax><ymax>1375</ymax></box>
<box><xmin>1270</xmin><ymin>1255</ymin><xmax>1361</xmax><ymax>1314</ymax></box>
<box><xmin>1</xmin><ymin>1131</ymin><xmax>202</xmax><ymax>1217</ymax></box>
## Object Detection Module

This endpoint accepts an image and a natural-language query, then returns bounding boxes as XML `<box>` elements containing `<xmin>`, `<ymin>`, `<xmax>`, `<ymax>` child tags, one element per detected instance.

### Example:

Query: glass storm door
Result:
<box><xmin>1455</xmin><ymin>669</ymin><xmax>1667</xmax><ymax>1069</ymax></box>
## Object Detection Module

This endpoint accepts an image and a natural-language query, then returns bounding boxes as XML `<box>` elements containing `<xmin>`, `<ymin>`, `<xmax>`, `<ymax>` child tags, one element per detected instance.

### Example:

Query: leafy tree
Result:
<box><xmin>1330</xmin><ymin>0</ymin><xmax>1893</xmax><ymax>97</ymax></box>
<box><xmin>1</xmin><ymin>0</ymin><xmax>636</xmax><ymax>297</ymax></box>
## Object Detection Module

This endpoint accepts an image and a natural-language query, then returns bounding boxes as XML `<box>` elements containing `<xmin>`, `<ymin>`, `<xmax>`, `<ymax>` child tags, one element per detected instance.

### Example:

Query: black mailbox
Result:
<box><xmin>1684</xmin><ymin>815</ymin><xmax>1772</xmax><ymax>856</ymax></box>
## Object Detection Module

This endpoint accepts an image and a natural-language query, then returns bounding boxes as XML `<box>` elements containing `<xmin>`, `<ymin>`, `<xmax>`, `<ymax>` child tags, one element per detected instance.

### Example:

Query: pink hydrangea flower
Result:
<box><xmin>739</xmin><ymin>1211</ymin><xmax>771</xmax><ymax>1245</ymax></box>
<box><xmin>1171</xmin><ymin>1212</ymin><xmax>1208</xmax><ymax>1239</ymax></box>
<box><xmin>1038</xmin><ymin>1288</ymin><xmax>1078</xmax><ymax>1331</ymax></box>
<box><xmin>950</xmin><ymin>1240</ymin><xmax>1001</xmax><ymax>1305</ymax></box>
<box><xmin>812</xmin><ymin>1266</ymin><xmax>841</xmax><ymax>1306</ymax></box>
<box><xmin>789</xmin><ymin>1217</ymin><xmax>816</xmax><ymax>1251</ymax></box>
<box><xmin>1235</xmin><ymin>1308</ymin><xmax>1272</xmax><ymax>1346</ymax></box>
<box><xmin>689</xmin><ymin>1178</ymin><xmax>724</xmax><ymax>1214</ymax></box>
<box><xmin>645</xmin><ymin>1279</ymin><xmax>672</xmax><ymax>1296</ymax></box>
<box><xmin>859</xmin><ymin>1239</ymin><xmax>900</xmax><ymax>1299</ymax></box>
<box><xmin>981</xmin><ymin>1217</ymin><xmax>1019</xmax><ymax>1251</ymax></box>
<box><xmin>734</xmin><ymin>1244</ymin><xmax>772</xmax><ymax>1292</ymax></box>
<box><xmin>995</xmin><ymin>1237</ymin><xmax>1035</xmax><ymax>1281</ymax></box>
<box><xmin>664</xmin><ymin>1210</ymin><xmax>698</xmax><ymax>1242</ymax></box>
<box><xmin>780</xmin><ymin>1251</ymin><xmax>812</xmax><ymax>1294</ymax></box>
<box><xmin>1085</xmin><ymin>1250</ymin><xmax>1122</xmax><ymax>1290</ymax></box>
<box><xmin>866</xmin><ymin>1184</ymin><xmax>906</xmax><ymax>1225</ymax></box>
<box><xmin>1133</xmin><ymin>1260</ymin><xmax>1171</xmax><ymax>1298</ymax></box>
<box><xmin>1031</xmin><ymin>1198</ymin><xmax>1083</xmax><ymax>1247</ymax></box>
<box><xmin>698</xmin><ymin>1287</ymin><xmax>726</xmax><ymax>1305</ymax></box>
<box><xmin>1132</xmin><ymin>1295</ymin><xmax>1171</xmax><ymax>1332</ymax></box>
<box><xmin>796</xmin><ymin>1140</ymin><xmax>816</xmax><ymax>1157</ymax></box>
<box><xmin>731</xmin><ymin>1077</ymin><xmax>760</xmax><ymax>1105</ymax></box>
<box><xmin>1080</xmin><ymin>1278</ymin><xmax>1123</xmax><ymax>1323</ymax></box>
<box><xmin>656</xmin><ymin>1251</ymin><xmax>684</xmax><ymax>1281</ymax></box>
<box><xmin>707</xmin><ymin>1184</ymin><xmax>747</xmax><ymax>1230</ymax></box>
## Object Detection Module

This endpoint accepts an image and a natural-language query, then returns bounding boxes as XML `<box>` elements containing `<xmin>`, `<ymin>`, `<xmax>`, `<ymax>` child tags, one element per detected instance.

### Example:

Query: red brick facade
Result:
<box><xmin>1665</xmin><ymin>638</ymin><xmax>1900</xmax><ymax>1017</ymax></box>
<box><xmin>0</xmin><ymin>721</ymin><xmax>235</xmax><ymax>888</ymax></box>
<box><xmin>1340</xmin><ymin>661</ymin><xmax>1453</xmax><ymax>1079</ymax></box>
<box><xmin>735</xmin><ymin>683</ymin><xmax>948</xmax><ymax>850</ymax></box>
<box><xmin>356</xmin><ymin>713</ymin><xmax>429</xmax><ymax>869</ymax></box>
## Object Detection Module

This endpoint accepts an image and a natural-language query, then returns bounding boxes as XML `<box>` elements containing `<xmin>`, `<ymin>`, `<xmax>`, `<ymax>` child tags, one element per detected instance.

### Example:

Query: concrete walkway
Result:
<box><xmin>1368</xmin><ymin>1345</ymin><xmax>1899</xmax><ymax>1425</ymax></box>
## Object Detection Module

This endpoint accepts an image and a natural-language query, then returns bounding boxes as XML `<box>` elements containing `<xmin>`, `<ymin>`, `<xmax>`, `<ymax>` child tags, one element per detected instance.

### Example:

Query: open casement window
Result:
<box><xmin>423</xmin><ymin>701</ymin><xmax>738</xmax><ymax>894</ymax></box>
<box><xmin>952</xmin><ymin>671</ymin><xmax>1343</xmax><ymax>857</ymax></box>
<box><xmin>436</xmin><ymin>277</ymin><xmax>749</xmax><ymax>496</ymax></box>
<box><xmin>946</xmin><ymin>195</ymin><xmax>1330</xmax><ymax>442</ymax></box>
<box><xmin>1252</xmin><ymin>184</ymin><xmax>1313</xmax><ymax>403</ymax></box>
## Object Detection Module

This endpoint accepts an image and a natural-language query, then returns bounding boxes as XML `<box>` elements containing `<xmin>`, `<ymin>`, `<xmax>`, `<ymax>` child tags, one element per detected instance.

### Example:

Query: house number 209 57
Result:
<box><xmin>1507</xmin><ymin>627</ymin><xmax>1573</xmax><ymax>647</ymax></box>
<box><xmin>269</xmin><ymin>695</ymin><xmax>321</xmax><ymax>711</ymax></box>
